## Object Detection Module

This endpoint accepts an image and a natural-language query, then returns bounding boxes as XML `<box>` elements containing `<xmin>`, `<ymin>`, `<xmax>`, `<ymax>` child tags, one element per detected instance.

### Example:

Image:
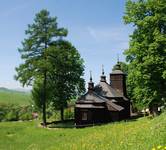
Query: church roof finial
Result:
<box><xmin>88</xmin><ymin>70</ymin><xmax>94</xmax><ymax>92</ymax></box>
<box><xmin>117</xmin><ymin>53</ymin><xmax>120</xmax><ymax>64</ymax></box>
<box><xmin>102</xmin><ymin>64</ymin><xmax>105</xmax><ymax>75</ymax></box>
<box><xmin>100</xmin><ymin>65</ymin><xmax>106</xmax><ymax>82</ymax></box>
<box><xmin>90</xmin><ymin>70</ymin><xmax>92</xmax><ymax>82</ymax></box>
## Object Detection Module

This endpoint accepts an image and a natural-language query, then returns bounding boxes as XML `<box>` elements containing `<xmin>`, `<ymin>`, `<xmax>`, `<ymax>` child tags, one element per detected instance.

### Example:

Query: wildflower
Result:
<box><xmin>152</xmin><ymin>148</ymin><xmax>156</xmax><ymax>150</ymax></box>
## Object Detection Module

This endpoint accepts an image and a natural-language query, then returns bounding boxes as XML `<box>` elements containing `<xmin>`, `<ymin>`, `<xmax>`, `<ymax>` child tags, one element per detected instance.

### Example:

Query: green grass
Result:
<box><xmin>0</xmin><ymin>89</ymin><xmax>31</xmax><ymax>105</ymax></box>
<box><xmin>0</xmin><ymin>112</ymin><xmax>166</xmax><ymax>150</ymax></box>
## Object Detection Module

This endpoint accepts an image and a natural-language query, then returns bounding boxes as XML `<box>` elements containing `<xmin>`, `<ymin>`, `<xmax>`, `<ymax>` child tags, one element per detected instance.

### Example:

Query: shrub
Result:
<box><xmin>5</xmin><ymin>110</ymin><xmax>19</xmax><ymax>121</ymax></box>
<box><xmin>19</xmin><ymin>113</ymin><xmax>33</xmax><ymax>121</ymax></box>
<box><xmin>18</xmin><ymin>106</ymin><xmax>33</xmax><ymax>121</ymax></box>
<box><xmin>0</xmin><ymin>104</ymin><xmax>33</xmax><ymax>122</ymax></box>
<box><xmin>64</xmin><ymin>108</ymin><xmax>74</xmax><ymax>120</ymax></box>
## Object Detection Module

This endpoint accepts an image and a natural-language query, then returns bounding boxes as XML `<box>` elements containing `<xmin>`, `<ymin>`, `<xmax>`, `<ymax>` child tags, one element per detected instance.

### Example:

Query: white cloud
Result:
<box><xmin>87</xmin><ymin>26</ymin><xmax>131</xmax><ymax>43</ymax></box>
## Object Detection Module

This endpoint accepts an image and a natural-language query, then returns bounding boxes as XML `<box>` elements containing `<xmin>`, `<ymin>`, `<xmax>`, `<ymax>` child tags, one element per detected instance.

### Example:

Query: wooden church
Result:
<box><xmin>75</xmin><ymin>62</ymin><xmax>131</xmax><ymax>126</ymax></box>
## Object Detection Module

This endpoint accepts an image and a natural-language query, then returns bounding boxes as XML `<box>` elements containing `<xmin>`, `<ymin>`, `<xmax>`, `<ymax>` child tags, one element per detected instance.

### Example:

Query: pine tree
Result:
<box><xmin>15</xmin><ymin>10</ymin><xmax>67</xmax><ymax>126</ymax></box>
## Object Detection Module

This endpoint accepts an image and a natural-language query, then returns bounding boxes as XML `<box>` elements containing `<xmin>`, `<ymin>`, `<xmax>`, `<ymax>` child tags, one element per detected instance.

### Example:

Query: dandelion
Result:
<box><xmin>152</xmin><ymin>148</ymin><xmax>156</xmax><ymax>150</ymax></box>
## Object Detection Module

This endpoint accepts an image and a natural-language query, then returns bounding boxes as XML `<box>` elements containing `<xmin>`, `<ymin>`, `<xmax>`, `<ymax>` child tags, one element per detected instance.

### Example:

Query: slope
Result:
<box><xmin>0</xmin><ymin>112</ymin><xmax>165</xmax><ymax>150</ymax></box>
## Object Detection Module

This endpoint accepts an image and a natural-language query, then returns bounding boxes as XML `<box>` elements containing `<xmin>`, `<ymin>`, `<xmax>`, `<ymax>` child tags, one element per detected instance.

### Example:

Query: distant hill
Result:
<box><xmin>0</xmin><ymin>87</ymin><xmax>31</xmax><ymax>105</ymax></box>
<box><xmin>0</xmin><ymin>87</ymin><xmax>31</xmax><ymax>93</ymax></box>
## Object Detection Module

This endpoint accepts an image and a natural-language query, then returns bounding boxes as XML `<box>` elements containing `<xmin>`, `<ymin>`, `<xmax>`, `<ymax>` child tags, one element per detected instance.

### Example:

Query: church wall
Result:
<box><xmin>110</xmin><ymin>74</ymin><xmax>127</xmax><ymax>97</ymax></box>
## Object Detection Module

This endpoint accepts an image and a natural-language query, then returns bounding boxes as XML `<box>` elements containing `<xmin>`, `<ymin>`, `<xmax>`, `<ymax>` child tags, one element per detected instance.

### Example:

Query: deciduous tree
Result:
<box><xmin>47</xmin><ymin>40</ymin><xmax>85</xmax><ymax>121</ymax></box>
<box><xmin>123</xmin><ymin>0</ymin><xmax>166</xmax><ymax>115</ymax></box>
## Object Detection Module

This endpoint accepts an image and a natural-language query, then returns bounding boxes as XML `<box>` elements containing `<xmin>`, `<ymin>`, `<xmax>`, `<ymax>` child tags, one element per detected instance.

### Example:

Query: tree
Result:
<box><xmin>15</xmin><ymin>9</ymin><xmax>67</xmax><ymax>126</ymax></box>
<box><xmin>31</xmin><ymin>78</ymin><xmax>52</xmax><ymax>112</ymax></box>
<box><xmin>47</xmin><ymin>40</ymin><xmax>85</xmax><ymax>121</ymax></box>
<box><xmin>123</xmin><ymin>0</ymin><xmax>166</xmax><ymax>115</ymax></box>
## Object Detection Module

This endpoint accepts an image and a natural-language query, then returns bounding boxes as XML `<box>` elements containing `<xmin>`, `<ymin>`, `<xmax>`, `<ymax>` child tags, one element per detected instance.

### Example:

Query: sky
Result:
<box><xmin>0</xmin><ymin>0</ymin><xmax>133</xmax><ymax>90</ymax></box>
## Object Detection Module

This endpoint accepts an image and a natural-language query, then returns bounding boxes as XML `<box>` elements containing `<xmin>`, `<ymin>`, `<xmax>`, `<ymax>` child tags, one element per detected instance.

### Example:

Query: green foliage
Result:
<box><xmin>0</xmin><ymin>104</ymin><xmax>33</xmax><ymax>122</ymax></box>
<box><xmin>16</xmin><ymin>9</ymin><xmax>84</xmax><ymax>123</ymax></box>
<box><xmin>46</xmin><ymin>40</ymin><xmax>85</xmax><ymax>119</ymax></box>
<box><xmin>15</xmin><ymin>9</ymin><xmax>67</xmax><ymax>86</ymax></box>
<box><xmin>15</xmin><ymin>9</ymin><xmax>68</xmax><ymax>125</ymax></box>
<box><xmin>46</xmin><ymin>108</ymin><xmax>74</xmax><ymax>121</ymax></box>
<box><xmin>64</xmin><ymin>108</ymin><xmax>74</xmax><ymax>120</ymax></box>
<box><xmin>18</xmin><ymin>106</ymin><xmax>34</xmax><ymax>121</ymax></box>
<box><xmin>5</xmin><ymin>107</ymin><xmax>19</xmax><ymax>121</ymax></box>
<box><xmin>0</xmin><ymin>112</ymin><xmax>166</xmax><ymax>149</ymax></box>
<box><xmin>31</xmin><ymin>81</ymin><xmax>42</xmax><ymax>112</ymax></box>
<box><xmin>31</xmin><ymin>79</ymin><xmax>53</xmax><ymax>112</ymax></box>
<box><xmin>123</xmin><ymin>0</ymin><xmax>166</xmax><ymax>111</ymax></box>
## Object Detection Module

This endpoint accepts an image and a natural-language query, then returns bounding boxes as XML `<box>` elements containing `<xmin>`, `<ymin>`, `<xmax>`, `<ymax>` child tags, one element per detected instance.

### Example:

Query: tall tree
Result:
<box><xmin>31</xmin><ymin>78</ymin><xmax>52</xmax><ymax>112</ymax></box>
<box><xmin>123</xmin><ymin>0</ymin><xmax>166</xmax><ymax>115</ymax></box>
<box><xmin>15</xmin><ymin>9</ymin><xmax>67</xmax><ymax>126</ymax></box>
<box><xmin>47</xmin><ymin>40</ymin><xmax>85</xmax><ymax>121</ymax></box>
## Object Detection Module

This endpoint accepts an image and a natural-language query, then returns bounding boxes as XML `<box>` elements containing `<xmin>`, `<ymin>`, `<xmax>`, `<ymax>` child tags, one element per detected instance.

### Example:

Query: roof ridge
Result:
<box><xmin>105</xmin><ymin>83</ymin><xmax>123</xmax><ymax>97</ymax></box>
<box><xmin>92</xmin><ymin>91</ymin><xmax>108</xmax><ymax>101</ymax></box>
<box><xmin>94</xmin><ymin>81</ymin><xmax>123</xmax><ymax>97</ymax></box>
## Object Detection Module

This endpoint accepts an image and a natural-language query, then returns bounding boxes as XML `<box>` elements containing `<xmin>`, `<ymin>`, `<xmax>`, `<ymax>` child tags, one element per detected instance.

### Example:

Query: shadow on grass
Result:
<box><xmin>47</xmin><ymin>119</ymin><xmax>75</xmax><ymax>129</ymax></box>
<box><xmin>126</xmin><ymin>113</ymin><xmax>144</xmax><ymax>122</ymax></box>
<box><xmin>45</xmin><ymin>113</ymin><xmax>145</xmax><ymax>129</ymax></box>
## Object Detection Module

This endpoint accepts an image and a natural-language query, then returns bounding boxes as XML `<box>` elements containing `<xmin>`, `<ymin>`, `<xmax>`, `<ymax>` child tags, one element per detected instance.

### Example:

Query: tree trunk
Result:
<box><xmin>60</xmin><ymin>107</ymin><xmax>64</xmax><ymax>122</ymax></box>
<box><xmin>42</xmin><ymin>39</ymin><xmax>48</xmax><ymax>127</ymax></box>
<box><xmin>42</xmin><ymin>71</ymin><xmax>47</xmax><ymax>127</ymax></box>
<box><xmin>149</xmin><ymin>104</ymin><xmax>159</xmax><ymax>117</ymax></box>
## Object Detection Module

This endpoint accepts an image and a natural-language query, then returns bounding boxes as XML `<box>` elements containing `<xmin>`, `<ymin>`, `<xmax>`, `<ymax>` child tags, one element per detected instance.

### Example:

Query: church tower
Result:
<box><xmin>88</xmin><ymin>71</ymin><xmax>94</xmax><ymax>92</ymax></box>
<box><xmin>110</xmin><ymin>62</ymin><xmax>127</xmax><ymax>97</ymax></box>
<box><xmin>100</xmin><ymin>65</ymin><xmax>106</xmax><ymax>82</ymax></box>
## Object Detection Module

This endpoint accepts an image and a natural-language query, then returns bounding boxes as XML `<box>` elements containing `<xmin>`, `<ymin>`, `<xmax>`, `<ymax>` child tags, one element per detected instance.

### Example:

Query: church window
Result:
<box><xmin>81</xmin><ymin>111</ymin><xmax>88</xmax><ymax>120</ymax></box>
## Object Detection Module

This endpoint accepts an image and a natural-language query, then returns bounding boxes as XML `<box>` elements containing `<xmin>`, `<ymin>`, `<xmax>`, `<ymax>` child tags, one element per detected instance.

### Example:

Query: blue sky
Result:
<box><xmin>0</xmin><ymin>0</ymin><xmax>133</xmax><ymax>90</ymax></box>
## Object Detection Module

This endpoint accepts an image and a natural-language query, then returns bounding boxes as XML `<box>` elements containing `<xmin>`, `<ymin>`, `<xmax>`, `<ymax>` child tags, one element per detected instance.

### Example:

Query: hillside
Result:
<box><xmin>0</xmin><ymin>112</ymin><xmax>165</xmax><ymax>150</ymax></box>
<box><xmin>0</xmin><ymin>87</ymin><xmax>31</xmax><ymax>105</ymax></box>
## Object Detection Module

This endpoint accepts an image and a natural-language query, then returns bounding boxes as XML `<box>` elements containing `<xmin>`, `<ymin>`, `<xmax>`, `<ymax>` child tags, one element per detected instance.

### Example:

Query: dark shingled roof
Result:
<box><xmin>75</xmin><ymin>104</ymin><xmax>105</xmax><ymax>109</ymax></box>
<box><xmin>76</xmin><ymin>72</ymin><xmax>127</xmax><ymax>111</ymax></box>
<box><xmin>106</xmin><ymin>101</ymin><xmax>124</xmax><ymax>111</ymax></box>
<box><xmin>76</xmin><ymin>91</ymin><xmax>124</xmax><ymax>111</ymax></box>
<box><xmin>94</xmin><ymin>81</ymin><xmax>123</xmax><ymax>98</ymax></box>
<box><xmin>77</xmin><ymin>91</ymin><xmax>107</xmax><ymax>103</ymax></box>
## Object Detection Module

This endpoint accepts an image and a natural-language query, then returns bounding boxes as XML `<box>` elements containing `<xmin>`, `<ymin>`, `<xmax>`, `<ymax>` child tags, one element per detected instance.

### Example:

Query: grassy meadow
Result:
<box><xmin>0</xmin><ymin>112</ymin><xmax>166</xmax><ymax>150</ymax></box>
<box><xmin>0</xmin><ymin>88</ymin><xmax>31</xmax><ymax>105</ymax></box>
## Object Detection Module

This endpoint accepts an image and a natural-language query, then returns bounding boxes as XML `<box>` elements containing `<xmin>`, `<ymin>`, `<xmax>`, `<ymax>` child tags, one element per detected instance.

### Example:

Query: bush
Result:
<box><xmin>19</xmin><ymin>113</ymin><xmax>33</xmax><ymax>121</ymax></box>
<box><xmin>64</xmin><ymin>108</ymin><xmax>74</xmax><ymax>120</ymax></box>
<box><xmin>0</xmin><ymin>104</ymin><xmax>7</xmax><ymax>121</ymax></box>
<box><xmin>0</xmin><ymin>111</ymin><xmax>5</xmax><ymax>121</ymax></box>
<box><xmin>0</xmin><ymin>104</ymin><xmax>33</xmax><ymax>122</ymax></box>
<box><xmin>18</xmin><ymin>106</ymin><xmax>33</xmax><ymax>121</ymax></box>
<box><xmin>5</xmin><ymin>110</ymin><xmax>19</xmax><ymax>121</ymax></box>
<box><xmin>0</xmin><ymin>104</ymin><xmax>19</xmax><ymax>121</ymax></box>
